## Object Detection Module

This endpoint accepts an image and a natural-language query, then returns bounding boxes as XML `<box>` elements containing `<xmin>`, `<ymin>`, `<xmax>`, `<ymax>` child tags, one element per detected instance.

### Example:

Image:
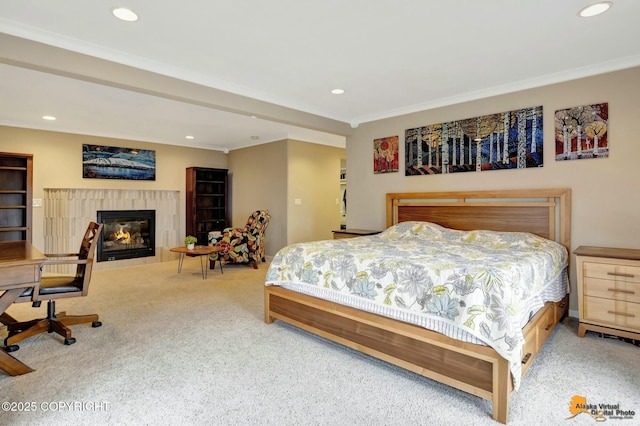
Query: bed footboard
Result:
<box><xmin>264</xmin><ymin>285</ymin><xmax>568</xmax><ymax>424</ymax></box>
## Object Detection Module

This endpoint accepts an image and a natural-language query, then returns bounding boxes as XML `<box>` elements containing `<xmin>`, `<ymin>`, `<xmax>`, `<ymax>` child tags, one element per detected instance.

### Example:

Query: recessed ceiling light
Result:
<box><xmin>251</xmin><ymin>136</ymin><xmax>259</xmax><ymax>140</ymax></box>
<box><xmin>185</xmin><ymin>135</ymin><xmax>195</xmax><ymax>140</ymax></box>
<box><xmin>42</xmin><ymin>115</ymin><xmax>56</xmax><ymax>121</ymax></box>
<box><xmin>578</xmin><ymin>2</ymin><xmax>613</xmax><ymax>17</ymax></box>
<box><xmin>112</xmin><ymin>7</ymin><xmax>139</xmax><ymax>22</ymax></box>
<box><xmin>331</xmin><ymin>89</ymin><xmax>345</xmax><ymax>95</ymax></box>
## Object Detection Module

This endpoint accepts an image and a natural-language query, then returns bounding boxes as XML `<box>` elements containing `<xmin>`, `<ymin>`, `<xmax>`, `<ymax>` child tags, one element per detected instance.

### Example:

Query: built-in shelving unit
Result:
<box><xmin>186</xmin><ymin>167</ymin><xmax>228</xmax><ymax>245</ymax></box>
<box><xmin>0</xmin><ymin>152</ymin><xmax>33</xmax><ymax>242</ymax></box>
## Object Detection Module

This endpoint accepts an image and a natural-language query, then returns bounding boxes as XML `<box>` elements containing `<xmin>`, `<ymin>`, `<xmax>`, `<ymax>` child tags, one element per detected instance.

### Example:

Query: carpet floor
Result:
<box><xmin>1</xmin><ymin>259</ymin><xmax>638</xmax><ymax>425</ymax></box>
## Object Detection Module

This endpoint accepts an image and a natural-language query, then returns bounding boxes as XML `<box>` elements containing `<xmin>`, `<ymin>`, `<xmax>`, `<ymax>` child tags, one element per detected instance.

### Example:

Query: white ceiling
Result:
<box><xmin>1</xmin><ymin>0</ymin><xmax>639</xmax><ymax>152</ymax></box>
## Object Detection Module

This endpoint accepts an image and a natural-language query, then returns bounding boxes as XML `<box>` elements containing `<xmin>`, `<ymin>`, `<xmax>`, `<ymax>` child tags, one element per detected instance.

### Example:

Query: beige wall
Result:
<box><xmin>228</xmin><ymin>139</ymin><xmax>346</xmax><ymax>256</ymax></box>
<box><xmin>287</xmin><ymin>140</ymin><xmax>345</xmax><ymax>244</ymax></box>
<box><xmin>345</xmin><ymin>66</ymin><xmax>640</xmax><ymax>315</ymax></box>
<box><xmin>0</xmin><ymin>126</ymin><xmax>227</xmax><ymax>250</ymax></box>
<box><xmin>227</xmin><ymin>140</ymin><xmax>288</xmax><ymax>257</ymax></box>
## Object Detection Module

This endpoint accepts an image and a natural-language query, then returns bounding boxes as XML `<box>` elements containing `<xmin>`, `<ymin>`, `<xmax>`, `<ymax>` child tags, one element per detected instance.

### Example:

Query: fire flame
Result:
<box><xmin>114</xmin><ymin>226</ymin><xmax>132</xmax><ymax>243</ymax></box>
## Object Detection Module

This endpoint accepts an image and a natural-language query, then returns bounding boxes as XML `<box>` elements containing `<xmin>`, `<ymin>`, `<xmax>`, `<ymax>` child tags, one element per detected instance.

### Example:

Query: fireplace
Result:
<box><xmin>97</xmin><ymin>210</ymin><xmax>155</xmax><ymax>262</ymax></box>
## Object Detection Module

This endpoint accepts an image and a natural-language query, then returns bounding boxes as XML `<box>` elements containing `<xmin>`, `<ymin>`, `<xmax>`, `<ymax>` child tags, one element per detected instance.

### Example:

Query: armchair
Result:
<box><xmin>3</xmin><ymin>222</ymin><xmax>103</xmax><ymax>352</ymax></box>
<box><xmin>208</xmin><ymin>210</ymin><xmax>270</xmax><ymax>269</ymax></box>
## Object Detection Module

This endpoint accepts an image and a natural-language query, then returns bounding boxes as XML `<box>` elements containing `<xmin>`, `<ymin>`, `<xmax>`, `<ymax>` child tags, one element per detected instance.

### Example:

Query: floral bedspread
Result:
<box><xmin>265</xmin><ymin>221</ymin><xmax>569</xmax><ymax>389</ymax></box>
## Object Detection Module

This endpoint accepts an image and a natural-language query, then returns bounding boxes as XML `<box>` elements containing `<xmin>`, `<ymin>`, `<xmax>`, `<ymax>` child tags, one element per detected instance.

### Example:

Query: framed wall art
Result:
<box><xmin>82</xmin><ymin>144</ymin><xmax>156</xmax><ymax>180</ymax></box>
<box><xmin>374</xmin><ymin>136</ymin><xmax>399</xmax><ymax>173</ymax></box>
<box><xmin>555</xmin><ymin>103</ymin><xmax>608</xmax><ymax>161</ymax></box>
<box><xmin>405</xmin><ymin>106</ymin><xmax>543</xmax><ymax>175</ymax></box>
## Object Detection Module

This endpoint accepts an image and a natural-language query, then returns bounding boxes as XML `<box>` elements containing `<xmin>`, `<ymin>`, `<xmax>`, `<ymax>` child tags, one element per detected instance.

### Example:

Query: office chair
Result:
<box><xmin>3</xmin><ymin>222</ymin><xmax>103</xmax><ymax>352</ymax></box>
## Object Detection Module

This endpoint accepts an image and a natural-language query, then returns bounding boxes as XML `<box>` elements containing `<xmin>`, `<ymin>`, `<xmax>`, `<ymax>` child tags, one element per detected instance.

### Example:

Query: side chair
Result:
<box><xmin>3</xmin><ymin>222</ymin><xmax>103</xmax><ymax>352</ymax></box>
<box><xmin>208</xmin><ymin>210</ymin><xmax>270</xmax><ymax>269</ymax></box>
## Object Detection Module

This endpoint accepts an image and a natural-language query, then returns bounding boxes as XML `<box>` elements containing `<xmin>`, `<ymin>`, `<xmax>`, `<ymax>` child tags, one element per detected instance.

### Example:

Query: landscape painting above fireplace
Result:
<box><xmin>83</xmin><ymin>144</ymin><xmax>156</xmax><ymax>180</ymax></box>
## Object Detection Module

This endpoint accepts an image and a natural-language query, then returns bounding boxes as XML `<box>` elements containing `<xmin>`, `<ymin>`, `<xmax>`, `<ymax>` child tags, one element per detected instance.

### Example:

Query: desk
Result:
<box><xmin>0</xmin><ymin>240</ymin><xmax>45</xmax><ymax>376</ymax></box>
<box><xmin>170</xmin><ymin>245</ymin><xmax>223</xmax><ymax>279</ymax></box>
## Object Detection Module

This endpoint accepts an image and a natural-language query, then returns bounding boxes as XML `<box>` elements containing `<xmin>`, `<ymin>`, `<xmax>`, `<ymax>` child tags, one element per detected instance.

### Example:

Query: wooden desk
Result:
<box><xmin>0</xmin><ymin>240</ymin><xmax>45</xmax><ymax>376</ymax></box>
<box><xmin>170</xmin><ymin>245</ymin><xmax>223</xmax><ymax>279</ymax></box>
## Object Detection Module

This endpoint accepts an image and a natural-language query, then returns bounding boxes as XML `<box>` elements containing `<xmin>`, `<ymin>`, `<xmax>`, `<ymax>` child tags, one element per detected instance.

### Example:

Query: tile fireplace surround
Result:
<box><xmin>44</xmin><ymin>188</ymin><xmax>180</xmax><ymax>272</ymax></box>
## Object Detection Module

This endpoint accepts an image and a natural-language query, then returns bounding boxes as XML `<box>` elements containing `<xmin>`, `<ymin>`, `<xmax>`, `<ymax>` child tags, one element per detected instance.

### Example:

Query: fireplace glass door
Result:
<box><xmin>97</xmin><ymin>210</ymin><xmax>155</xmax><ymax>262</ymax></box>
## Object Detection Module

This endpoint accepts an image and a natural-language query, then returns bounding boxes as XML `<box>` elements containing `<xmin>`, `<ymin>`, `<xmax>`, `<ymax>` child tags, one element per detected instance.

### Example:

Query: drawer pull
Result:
<box><xmin>607</xmin><ymin>310</ymin><xmax>635</xmax><ymax>318</ymax></box>
<box><xmin>607</xmin><ymin>288</ymin><xmax>635</xmax><ymax>295</ymax></box>
<box><xmin>607</xmin><ymin>272</ymin><xmax>635</xmax><ymax>278</ymax></box>
<box><xmin>545</xmin><ymin>323</ymin><xmax>553</xmax><ymax>331</ymax></box>
<box><xmin>521</xmin><ymin>353</ymin><xmax>532</xmax><ymax>364</ymax></box>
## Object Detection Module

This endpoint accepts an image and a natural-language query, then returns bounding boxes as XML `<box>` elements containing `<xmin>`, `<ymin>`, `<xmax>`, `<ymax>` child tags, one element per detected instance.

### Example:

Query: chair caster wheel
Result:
<box><xmin>5</xmin><ymin>345</ymin><xmax>19</xmax><ymax>353</ymax></box>
<box><xmin>64</xmin><ymin>338</ymin><xmax>76</xmax><ymax>345</ymax></box>
<box><xmin>92</xmin><ymin>321</ymin><xmax>102</xmax><ymax>328</ymax></box>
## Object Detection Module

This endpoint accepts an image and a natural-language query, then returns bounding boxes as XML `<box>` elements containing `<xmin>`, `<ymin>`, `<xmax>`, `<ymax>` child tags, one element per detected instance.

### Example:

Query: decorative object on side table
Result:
<box><xmin>184</xmin><ymin>235</ymin><xmax>197</xmax><ymax>250</ymax></box>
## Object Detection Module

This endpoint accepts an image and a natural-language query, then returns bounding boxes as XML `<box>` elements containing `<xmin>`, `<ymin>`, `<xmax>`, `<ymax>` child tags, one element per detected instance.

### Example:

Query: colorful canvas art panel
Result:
<box><xmin>405</xmin><ymin>106</ymin><xmax>543</xmax><ymax>175</ymax></box>
<box><xmin>83</xmin><ymin>144</ymin><xmax>156</xmax><ymax>180</ymax></box>
<box><xmin>555</xmin><ymin>103</ymin><xmax>608</xmax><ymax>161</ymax></box>
<box><xmin>374</xmin><ymin>136</ymin><xmax>399</xmax><ymax>173</ymax></box>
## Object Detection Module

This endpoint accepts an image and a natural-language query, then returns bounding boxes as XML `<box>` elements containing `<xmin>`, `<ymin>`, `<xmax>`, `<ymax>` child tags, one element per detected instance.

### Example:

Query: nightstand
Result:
<box><xmin>332</xmin><ymin>229</ymin><xmax>381</xmax><ymax>239</ymax></box>
<box><xmin>575</xmin><ymin>246</ymin><xmax>640</xmax><ymax>340</ymax></box>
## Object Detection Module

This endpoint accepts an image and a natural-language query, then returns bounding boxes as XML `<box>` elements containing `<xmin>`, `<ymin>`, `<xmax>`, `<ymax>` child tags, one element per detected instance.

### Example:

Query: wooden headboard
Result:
<box><xmin>386</xmin><ymin>188</ymin><xmax>571</xmax><ymax>250</ymax></box>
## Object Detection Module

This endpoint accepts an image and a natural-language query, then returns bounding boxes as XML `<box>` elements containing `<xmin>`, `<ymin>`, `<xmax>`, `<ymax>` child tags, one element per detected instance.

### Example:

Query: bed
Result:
<box><xmin>264</xmin><ymin>188</ymin><xmax>571</xmax><ymax>423</ymax></box>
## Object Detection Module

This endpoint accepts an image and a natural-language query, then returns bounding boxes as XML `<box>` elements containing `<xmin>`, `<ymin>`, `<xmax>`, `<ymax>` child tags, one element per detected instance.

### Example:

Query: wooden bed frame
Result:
<box><xmin>264</xmin><ymin>188</ymin><xmax>571</xmax><ymax>424</ymax></box>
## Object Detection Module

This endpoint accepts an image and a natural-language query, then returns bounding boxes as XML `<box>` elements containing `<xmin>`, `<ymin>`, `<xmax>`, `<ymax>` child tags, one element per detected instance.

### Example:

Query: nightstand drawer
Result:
<box><xmin>583</xmin><ymin>277</ymin><xmax>640</xmax><ymax>304</ymax></box>
<box><xmin>583</xmin><ymin>261</ymin><xmax>640</xmax><ymax>284</ymax></box>
<box><xmin>583</xmin><ymin>296</ymin><xmax>640</xmax><ymax>330</ymax></box>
